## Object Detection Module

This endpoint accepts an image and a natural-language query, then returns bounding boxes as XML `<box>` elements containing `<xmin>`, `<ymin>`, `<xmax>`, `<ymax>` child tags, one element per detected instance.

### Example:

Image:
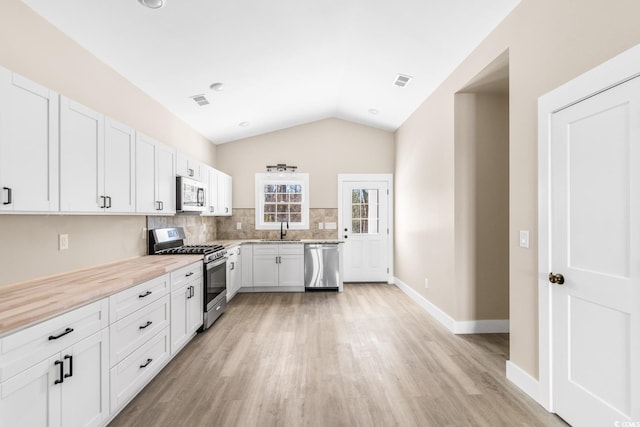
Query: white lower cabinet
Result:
<box><xmin>0</xmin><ymin>265</ymin><xmax>207</xmax><ymax>427</ymax></box>
<box><xmin>252</xmin><ymin>244</ymin><xmax>304</xmax><ymax>288</ymax></box>
<box><xmin>0</xmin><ymin>301</ymin><xmax>110</xmax><ymax>427</ymax></box>
<box><xmin>226</xmin><ymin>246</ymin><xmax>241</xmax><ymax>301</ymax></box>
<box><xmin>170</xmin><ymin>262</ymin><xmax>203</xmax><ymax>355</ymax></box>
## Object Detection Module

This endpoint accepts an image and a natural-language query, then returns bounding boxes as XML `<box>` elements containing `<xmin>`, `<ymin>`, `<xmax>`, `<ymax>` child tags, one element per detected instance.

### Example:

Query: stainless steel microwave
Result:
<box><xmin>176</xmin><ymin>176</ymin><xmax>206</xmax><ymax>212</ymax></box>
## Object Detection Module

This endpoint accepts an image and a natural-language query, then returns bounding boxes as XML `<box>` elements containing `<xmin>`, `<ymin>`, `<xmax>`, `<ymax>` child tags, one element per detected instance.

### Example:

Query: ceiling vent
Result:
<box><xmin>393</xmin><ymin>74</ymin><xmax>412</xmax><ymax>88</ymax></box>
<box><xmin>190</xmin><ymin>94</ymin><xmax>210</xmax><ymax>106</ymax></box>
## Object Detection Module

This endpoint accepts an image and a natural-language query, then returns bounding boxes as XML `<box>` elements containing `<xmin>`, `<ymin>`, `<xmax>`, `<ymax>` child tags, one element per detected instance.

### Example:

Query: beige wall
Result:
<box><xmin>0</xmin><ymin>0</ymin><xmax>216</xmax><ymax>286</ymax></box>
<box><xmin>394</xmin><ymin>0</ymin><xmax>640</xmax><ymax>377</ymax></box>
<box><xmin>454</xmin><ymin>92</ymin><xmax>509</xmax><ymax>321</ymax></box>
<box><xmin>216</xmin><ymin>118</ymin><xmax>395</xmax><ymax>208</ymax></box>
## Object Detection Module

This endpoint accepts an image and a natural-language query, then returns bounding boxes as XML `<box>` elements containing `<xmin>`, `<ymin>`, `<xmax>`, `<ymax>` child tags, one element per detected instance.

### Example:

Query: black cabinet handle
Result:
<box><xmin>138</xmin><ymin>290</ymin><xmax>152</xmax><ymax>298</ymax></box>
<box><xmin>106</xmin><ymin>196</ymin><xmax>112</xmax><ymax>208</ymax></box>
<box><xmin>185</xmin><ymin>272</ymin><xmax>194</xmax><ymax>277</ymax></box>
<box><xmin>139</xmin><ymin>320</ymin><xmax>153</xmax><ymax>330</ymax></box>
<box><xmin>63</xmin><ymin>355</ymin><xmax>73</xmax><ymax>378</ymax></box>
<box><xmin>139</xmin><ymin>358</ymin><xmax>153</xmax><ymax>369</ymax></box>
<box><xmin>100</xmin><ymin>195</ymin><xmax>106</xmax><ymax>208</ymax></box>
<box><xmin>2</xmin><ymin>187</ymin><xmax>11</xmax><ymax>205</ymax></box>
<box><xmin>48</xmin><ymin>327</ymin><xmax>74</xmax><ymax>340</ymax></box>
<box><xmin>156</xmin><ymin>201</ymin><xmax>162</xmax><ymax>211</ymax></box>
<box><xmin>54</xmin><ymin>360</ymin><xmax>64</xmax><ymax>385</ymax></box>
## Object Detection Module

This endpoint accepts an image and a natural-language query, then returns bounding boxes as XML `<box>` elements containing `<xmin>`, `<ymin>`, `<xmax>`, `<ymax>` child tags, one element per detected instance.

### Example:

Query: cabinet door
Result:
<box><xmin>104</xmin><ymin>118</ymin><xmax>135</xmax><ymax>213</ymax></box>
<box><xmin>60</xmin><ymin>97</ymin><xmax>104</xmax><ymax>212</ymax></box>
<box><xmin>278</xmin><ymin>254</ymin><xmax>304</xmax><ymax>287</ymax></box>
<box><xmin>187</xmin><ymin>280</ymin><xmax>203</xmax><ymax>335</ymax></box>
<box><xmin>60</xmin><ymin>329</ymin><xmax>109</xmax><ymax>427</ymax></box>
<box><xmin>0</xmin><ymin>356</ymin><xmax>60</xmax><ymax>427</ymax></box>
<box><xmin>170</xmin><ymin>286</ymin><xmax>189</xmax><ymax>355</ymax></box>
<box><xmin>216</xmin><ymin>171</ymin><xmax>232</xmax><ymax>216</ymax></box>
<box><xmin>134</xmin><ymin>132</ymin><xmax>158</xmax><ymax>214</ymax></box>
<box><xmin>223</xmin><ymin>173</ymin><xmax>233</xmax><ymax>215</ymax></box>
<box><xmin>176</xmin><ymin>153</ymin><xmax>201</xmax><ymax>181</ymax></box>
<box><xmin>0</xmin><ymin>68</ymin><xmax>59</xmax><ymax>212</ymax></box>
<box><xmin>241</xmin><ymin>245</ymin><xmax>253</xmax><ymax>288</ymax></box>
<box><xmin>202</xmin><ymin>166</ymin><xmax>218</xmax><ymax>216</ymax></box>
<box><xmin>227</xmin><ymin>251</ymin><xmax>240</xmax><ymax>300</ymax></box>
<box><xmin>253</xmin><ymin>246</ymin><xmax>279</xmax><ymax>287</ymax></box>
<box><xmin>156</xmin><ymin>142</ymin><xmax>176</xmax><ymax>215</ymax></box>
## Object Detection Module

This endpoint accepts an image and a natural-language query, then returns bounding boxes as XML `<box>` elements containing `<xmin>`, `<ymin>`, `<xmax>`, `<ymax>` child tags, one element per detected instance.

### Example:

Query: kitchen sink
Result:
<box><xmin>259</xmin><ymin>239</ymin><xmax>301</xmax><ymax>242</ymax></box>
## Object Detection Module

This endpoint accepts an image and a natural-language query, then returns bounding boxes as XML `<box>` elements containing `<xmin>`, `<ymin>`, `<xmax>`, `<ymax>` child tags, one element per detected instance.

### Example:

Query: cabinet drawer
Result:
<box><xmin>252</xmin><ymin>244</ymin><xmax>279</xmax><ymax>256</ymax></box>
<box><xmin>279</xmin><ymin>244</ymin><xmax>303</xmax><ymax>255</ymax></box>
<box><xmin>170</xmin><ymin>262</ymin><xmax>203</xmax><ymax>292</ymax></box>
<box><xmin>0</xmin><ymin>298</ymin><xmax>108</xmax><ymax>382</ymax></box>
<box><xmin>110</xmin><ymin>327</ymin><xmax>170</xmax><ymax>413</ymax></box>
<box><xmin>109</xmin><ymin>274</ymin><xmax>169</xmax><ymax>323</ymax></box>
<box><xmin>109</xmin><ymin>295</ymin><xmax>170</xmax><ymax>367</ymax></box>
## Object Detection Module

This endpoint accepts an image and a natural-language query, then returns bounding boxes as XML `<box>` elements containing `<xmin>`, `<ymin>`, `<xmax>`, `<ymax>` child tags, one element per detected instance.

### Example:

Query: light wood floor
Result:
<box><xmin>109</xmin><ymin>284</ymin><xmax>567</xmax><ymax>427</ymax></box>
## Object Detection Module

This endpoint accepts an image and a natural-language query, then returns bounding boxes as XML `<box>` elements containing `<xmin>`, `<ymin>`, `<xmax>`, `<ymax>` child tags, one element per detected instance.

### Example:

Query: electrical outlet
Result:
<box><xmin>519</xmin><ymin>230</ymin><xmax>530</xmax><ymax>248</ymax></box>
<box><xmin>318</xmin><ymin>222</ymin><xmax>324</xmax><ymax>230</ymax></box>
<box><xmin>236</xmin><ymin>222</ymin><xmax>242</xmax><ymax>230</ymax></box>
<box><xmin>424</xmin><ymin>278</ymin><xmax>429</xmax><ymax>289</ymax></box>
<box><xmin>324</xmin><ymin>222</ymin><xmax>337</xmax><ymax>230</ymax></box>
<box><xmin>142</xmin><ymin>227</ymin><xmax>147</xmax><ymax>240</ymax></box>
<box><xmin>59</xmin><ymin>234</ymin><xmax>69</xmax><ymax>251</ymax></box>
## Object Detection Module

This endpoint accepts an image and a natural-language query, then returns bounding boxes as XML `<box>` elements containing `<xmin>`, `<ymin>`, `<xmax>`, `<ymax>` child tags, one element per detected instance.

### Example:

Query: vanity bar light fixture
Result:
<box><xmin>266</xmin><ymin>163</ymin><xmax>297</xmax><ymax>175</ymax></box>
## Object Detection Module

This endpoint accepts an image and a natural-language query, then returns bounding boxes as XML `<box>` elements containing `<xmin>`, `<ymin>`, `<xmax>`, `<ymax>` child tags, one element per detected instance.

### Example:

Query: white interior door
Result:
<box><xmin>549</xmin><ymin>76</ymin><xmax>640</xmax><ymax>426</ymax></box>
<box><xmin>340</xmin><ymin>177</ymin><xmax>390</xmax><ymax>282</ymax></box>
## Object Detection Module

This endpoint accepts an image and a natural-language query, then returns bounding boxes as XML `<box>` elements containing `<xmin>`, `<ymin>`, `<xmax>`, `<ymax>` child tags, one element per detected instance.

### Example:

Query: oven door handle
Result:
<box><xmin>206</xmin><ymin>256</ymin><xmax>228</xmax><ymax>270</ymax></box>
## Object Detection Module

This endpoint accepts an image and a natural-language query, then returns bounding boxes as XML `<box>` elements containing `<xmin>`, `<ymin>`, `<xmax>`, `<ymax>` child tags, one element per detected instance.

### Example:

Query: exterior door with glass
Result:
<box><xmin>339</xmin><ymin>176</ymin><xmax>391</xmax><ymax>282</ymax></box>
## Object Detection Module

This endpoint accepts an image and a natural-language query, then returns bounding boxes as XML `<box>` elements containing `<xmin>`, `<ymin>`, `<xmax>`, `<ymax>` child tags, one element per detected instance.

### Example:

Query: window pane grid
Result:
<box><xmin>351</xmin><ymin>189</ymin><xmax>380</xmax><ymax>234</ymax></box>
<box><xmin>263</xmin><ymin>183</ymin><xmax>303</xmax><ymax>224</ymax></box>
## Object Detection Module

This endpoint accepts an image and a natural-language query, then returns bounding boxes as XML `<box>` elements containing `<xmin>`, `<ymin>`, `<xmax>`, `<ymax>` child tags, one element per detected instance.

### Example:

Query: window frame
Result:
<box><xmin>255</xmin><ymin>172</ymin><xmax>310</xmax><ymax>230</ymax></box>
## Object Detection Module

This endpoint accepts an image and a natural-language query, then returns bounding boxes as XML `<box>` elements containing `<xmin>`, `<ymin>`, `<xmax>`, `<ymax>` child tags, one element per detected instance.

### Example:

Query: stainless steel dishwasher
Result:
<box><xmin>304</xmin><ymin>243</ymin><xmax>340</xmax><ymax>290</ymax></box>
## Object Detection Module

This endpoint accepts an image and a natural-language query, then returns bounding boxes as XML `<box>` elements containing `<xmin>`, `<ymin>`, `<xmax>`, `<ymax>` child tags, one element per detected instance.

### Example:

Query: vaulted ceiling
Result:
<box><xmin>22</xmin><ymin>0</ymin><xmax>520</xmax><ymax>143</ymax></box>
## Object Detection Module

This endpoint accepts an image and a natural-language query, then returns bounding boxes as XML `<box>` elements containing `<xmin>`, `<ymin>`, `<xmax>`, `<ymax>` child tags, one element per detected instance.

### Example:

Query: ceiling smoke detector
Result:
<box><xmin>190</xmin><ymin>94</ymin><xmax>210</xmax><ymax>106</ymax></box>
<box><xmin>138</xmin><ymin>0</ymin><xmax>165</xmax><ymax>9</ymax></box>
<box><xmin>393</xmin><ymin>74</ymin><xmax>412</xmax><ymax>88</ymax></box>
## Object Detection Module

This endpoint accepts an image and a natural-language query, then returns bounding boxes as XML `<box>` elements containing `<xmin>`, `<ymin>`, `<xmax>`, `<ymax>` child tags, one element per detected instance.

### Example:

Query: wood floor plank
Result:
<box><xmin>108</xmin><ymin>284</ymin><xmax>566</xmax><ymax>427</ymax></box>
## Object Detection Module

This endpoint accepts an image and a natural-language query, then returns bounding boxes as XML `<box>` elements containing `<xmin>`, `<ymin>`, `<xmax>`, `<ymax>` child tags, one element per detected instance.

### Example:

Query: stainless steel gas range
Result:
<box><xmin>148</xmin><ymin>227</ymin><xmax>227</xmax><ymax>330</ymax></box>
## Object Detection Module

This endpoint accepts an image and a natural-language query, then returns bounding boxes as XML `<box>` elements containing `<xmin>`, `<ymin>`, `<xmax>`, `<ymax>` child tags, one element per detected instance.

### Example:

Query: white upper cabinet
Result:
<box><xmin>201</xmin><ymin>166</ymin><xmax>232</xmax><ymax>217</ymax></box>
<box><xmin>217</xmin><ymin>171</ymin><xmax>232</xmax><ymax>216</ymax></box>
<box><xmin>135</xmin><ymin>132</ymin><xmax>176</xmax><ymax>215</ymax></box>
<box><xmin>176</xmin><ymin>153</ymin><xmax>202</xmax><ymax>181</ymax></box>
<box><xmin>104</xmin><ymin>118</ymin><xmax>136</xmax><ymax>213</ymax></box>
<box><xmin>0</xmin><ymin>67</ymin><xmax>59</xmax><ymax>212</ymax></box>
<box><xmin>60</xmin><ymin>97</ymin><xmax>135</xmax><ymax>213</ymax></box>
<box><xmin>202</xmin><ymin>166</ymin><xmax>219</xmax><ymax>216</ymax></box>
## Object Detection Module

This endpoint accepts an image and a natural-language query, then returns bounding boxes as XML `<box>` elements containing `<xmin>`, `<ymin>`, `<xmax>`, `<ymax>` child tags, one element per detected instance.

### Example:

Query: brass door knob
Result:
<box><xmin>548</xmin><ymin>272</ymin><xmax>565</xmax><ymax>285</ymax></box>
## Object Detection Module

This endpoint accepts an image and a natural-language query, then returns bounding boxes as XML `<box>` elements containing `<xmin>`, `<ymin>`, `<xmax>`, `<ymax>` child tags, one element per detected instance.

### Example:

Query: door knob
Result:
<box><xmin>548</xmin><ymin>272</ymin><xmax>565</xmax><ymax>285</ymax></box>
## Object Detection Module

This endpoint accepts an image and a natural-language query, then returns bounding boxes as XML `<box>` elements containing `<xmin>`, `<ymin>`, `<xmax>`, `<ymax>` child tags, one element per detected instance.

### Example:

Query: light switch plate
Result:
<box><xmin>318</xmin><ymin>223</ymin><xmax>324</xmax><ymax>230</ymax></box>
<box><xmin>519</xmin><ymin>230</ymin><xmax>530</xmax><ymax>248</ymax></box>
<box><xmin>236</xmin><ymin>222</ymin><xmax>242</xmax><ymax>230</ymax></box>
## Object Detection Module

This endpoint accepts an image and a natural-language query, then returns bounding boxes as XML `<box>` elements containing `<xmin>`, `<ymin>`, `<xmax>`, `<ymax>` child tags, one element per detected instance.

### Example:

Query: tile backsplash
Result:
<box><xmin>147</xmin><ymin>209</ymin><xmax>339</xmax><ymax>243</ymax></box>
<box><xmin>216</xmin><ymin>208</ymin><xmax>340</xmax><ymax>240</ymax></box>
<box><xmin>147</xmin><ymin>215</ymin><xmax>217</xmax><ymax>244</ymax></box>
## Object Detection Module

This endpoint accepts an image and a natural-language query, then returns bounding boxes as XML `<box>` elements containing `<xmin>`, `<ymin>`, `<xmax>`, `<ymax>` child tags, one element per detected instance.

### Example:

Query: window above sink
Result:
<box><xmin>254</xmin><ymin>173</ymin><xmax>309</xmax><ymax>230</ymax></box>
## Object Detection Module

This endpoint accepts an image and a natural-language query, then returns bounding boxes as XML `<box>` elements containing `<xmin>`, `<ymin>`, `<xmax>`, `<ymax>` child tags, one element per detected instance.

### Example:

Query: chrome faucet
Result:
<box><xmin>280</xmin><ymin>220</ymin><xmax>289</xmax><ymax>240</ymax></box>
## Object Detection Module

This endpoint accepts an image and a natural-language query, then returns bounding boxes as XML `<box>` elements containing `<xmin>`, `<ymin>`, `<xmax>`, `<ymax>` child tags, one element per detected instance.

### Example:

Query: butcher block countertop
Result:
<box><xmin>0</xmin><ymin>255</ymin><xmax>202</xmax><ymax>338</ymax></box>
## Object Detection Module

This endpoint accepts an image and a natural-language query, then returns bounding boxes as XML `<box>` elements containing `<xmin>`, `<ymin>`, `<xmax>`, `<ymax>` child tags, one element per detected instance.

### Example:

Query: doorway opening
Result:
<box><xmin>453</xmin><ymin>50</ymin><xmax>510</xmax><ymax>330</ymax></box>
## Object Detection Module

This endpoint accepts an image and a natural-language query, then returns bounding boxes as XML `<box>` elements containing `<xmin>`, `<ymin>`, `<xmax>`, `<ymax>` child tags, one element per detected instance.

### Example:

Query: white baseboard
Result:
<box><xmin>506</xmin><ymin>361</ymin><xmax>541</xmax><ymax>404</ymax></box>
<box><xmin>392</xmin><ymin>277</ymin><xmax>509</xmax><ymax>334</ymax></box>
<box><xmin>393</xmin><ymin>277</ymin><xmax>456</xmax><ymax>331</ymax></box>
